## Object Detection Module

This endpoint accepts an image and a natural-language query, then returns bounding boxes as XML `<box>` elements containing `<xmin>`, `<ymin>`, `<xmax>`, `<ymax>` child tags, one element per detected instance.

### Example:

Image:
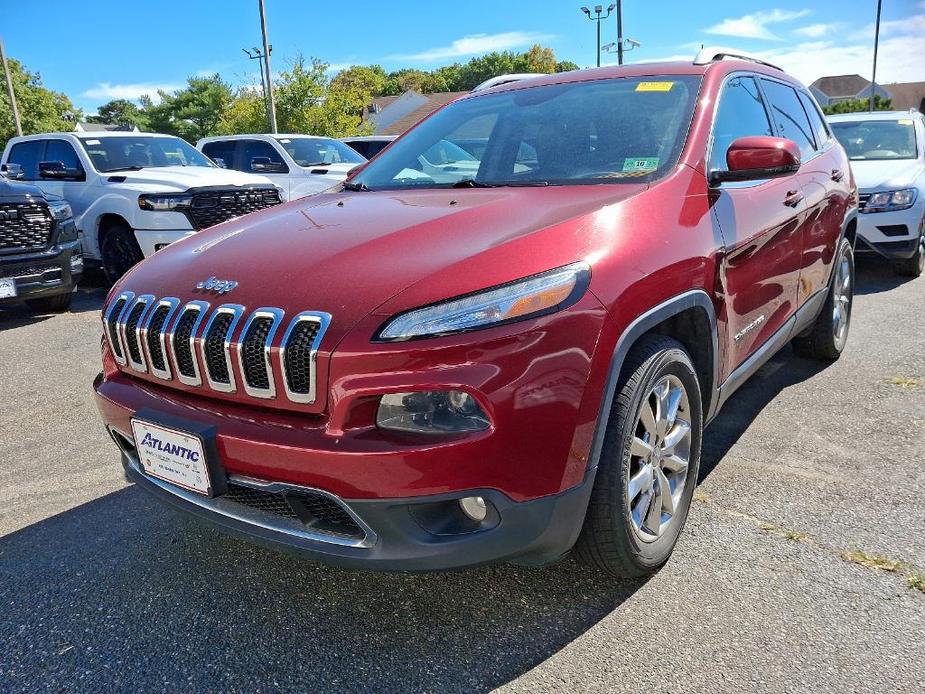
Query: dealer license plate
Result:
<box><xmin>0</xmin><ymin>278</ymin><xmax>16</xmax><ymax>299</ymax></box>
<box><xmin>130</xmin><ymin>418</ymin><xmax>212</xmax><ymax>496</ymax></box>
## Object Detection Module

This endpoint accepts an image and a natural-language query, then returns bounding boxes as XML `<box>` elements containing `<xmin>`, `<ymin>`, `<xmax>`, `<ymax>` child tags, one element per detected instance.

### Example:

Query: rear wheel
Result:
<box><xmin>576</xmin><ymin>335</ymin><xmax>703</xmax><ymax>577</ymax></box>
<box><xmin>101</xmin><ymin>224</ymin><xmax>143</xmax><ymax>284</ymax></box>
<box><xmin>896</xmin><ymin>226</ymin><xmax>924</xmax><ymax>278</ymax></box>
<box><xmin>793</xmin><ymin>237</ymin><xmax>854</xmax><ymax>360</ymax></box>
<box><xmin>25</xmin><ymin>292</ymin><xmax>73</xmax><ymax>313</ymax></box>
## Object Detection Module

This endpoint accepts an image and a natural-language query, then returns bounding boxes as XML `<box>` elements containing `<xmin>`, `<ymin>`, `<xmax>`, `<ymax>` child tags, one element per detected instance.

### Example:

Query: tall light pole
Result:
<box><xmin>616</xmin><ymin>0</ymin><xmax>624</xmax><ymax>65</ymax></box>
<box><xmin>0</xmin><ymin>38</ymin><xmax>22</xmax><ymax>137</ymax></box>
<box><xmin>258</xmin><ymin>0</ymin><xmax>278</xmax><ymax>133</ymax></box>
<box><xmin>869</xmin><ymin>0</ymin><xmax>882</xmax><ymax>112</ymax></box>
<box><xmin>243</xmin><ymin>47</ymin><xmax>272</xmax><ymax>128</ymax></box>
<box><xmin>581</xmin><ymin>4</ymin><xmax>615</xmax><ymax>68</ymax></box>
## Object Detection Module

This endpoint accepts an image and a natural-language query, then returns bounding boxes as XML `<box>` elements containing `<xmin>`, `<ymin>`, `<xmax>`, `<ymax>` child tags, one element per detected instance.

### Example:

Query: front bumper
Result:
<box><xmin>134</xmin><ymin>229</ymin><xmax>196</xmax><ymax>257</ymax></box>
<box><xmin>0</xmin><ymin>239</ymin><xmax>82</xmax><ymax>306</ymax></box>
<box><xmin>855</xmin><ymin>203</ymin><xmax>924</xmax><ymax>259</ymax></box>
<box><xmin>107</xmin><ymin>414</ymin><xmax>595</xmax><ymax>571</ymax></box>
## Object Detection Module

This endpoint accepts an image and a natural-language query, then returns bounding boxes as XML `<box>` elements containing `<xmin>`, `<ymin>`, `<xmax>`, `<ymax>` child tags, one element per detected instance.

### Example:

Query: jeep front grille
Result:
<box><xmin>0</xmin><ymin>202</ymin><xmax>53</xmax><ymax>254</ymax></box>
<box><xmin>102</xmin><ymin>295</ymin><xmax>330</xmax><ymax>406</ymax></box>
<box><xmin>186</xmin><ymin>188</ymin><xmax>282</xmax><ymax>230</ymax></box>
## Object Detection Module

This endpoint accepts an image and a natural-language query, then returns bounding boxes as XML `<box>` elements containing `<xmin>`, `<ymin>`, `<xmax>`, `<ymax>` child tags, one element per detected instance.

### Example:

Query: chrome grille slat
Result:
<box><xmin>103</xmin><ymin>291</ymin><xmax>134</xmax><ymax>365</ymax></box>
<box><xmin>121</xmin><ymin>295</ymin><xmax>154</xmax><ymax>373</ymax></box>
<box><xmin>169</xmin><ymin>301</ymin><xmax>210</xmax><ymax>386</ymax></box>
<box><xmin>199</xmin><ymin>304</ymin><xmax>244</xmax><ymax>393</ymax></box>
<box><xmin>236</xmin><ymin>308</ymin><xmax>284</xmax><ymax>399</ymax></box>
<box><xmin>281</xmin><ymin>312</ymin><xmax>332</xmax><ymax>404</ymax></box>
<box><xmin>142</xmin><ymin>298</ymin><xmax>180</xmax><ymax>380</ymax></box>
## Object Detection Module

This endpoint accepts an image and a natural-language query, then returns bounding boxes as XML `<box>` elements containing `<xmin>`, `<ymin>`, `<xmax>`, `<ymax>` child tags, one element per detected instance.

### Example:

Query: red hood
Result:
<box><xmin>117</xmin><ymin>184</ymin><xmax>647</xmax><ymax>343</ymax></box>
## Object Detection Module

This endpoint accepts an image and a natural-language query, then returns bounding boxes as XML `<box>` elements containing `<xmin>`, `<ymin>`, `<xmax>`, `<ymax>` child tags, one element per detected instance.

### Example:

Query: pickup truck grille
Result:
<box><xmin>187</xmin><ymin>188</ymin><xmax>282</xmax><ymax>230</ymax></box>
<box><xmin>0</xmin><ymin>202</ymin><xmax>53</xmax><ymax>253</ymax></box>
<box><xmin>103</xmin><ymin>292</ymin><xmax>329</xmax><ymax>406</ymax></box>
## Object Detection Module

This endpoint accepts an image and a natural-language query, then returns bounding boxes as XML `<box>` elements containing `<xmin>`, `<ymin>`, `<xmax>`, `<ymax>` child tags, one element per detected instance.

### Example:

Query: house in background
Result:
<box><xmin>74</xmin><ymin>121</ymin><xmax>139</xmax><ymax>133</ymax></box>
<box><xmin>367</xmin><ymin>91</ymin><xmax>468</xmax><ymax>136</ymax></box>
<box><xmin>809</xmin><ymin>74</ymin><xmax>890</xmax><ymax>108</ymax></box>
<box><xmin>882</xmin><ymin>81</ymin><xmax>925</xmax><ymax>113</ymax></box>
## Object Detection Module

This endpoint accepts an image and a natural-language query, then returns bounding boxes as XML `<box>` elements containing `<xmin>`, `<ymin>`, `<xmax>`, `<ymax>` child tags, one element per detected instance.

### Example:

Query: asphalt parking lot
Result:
<box><xmin>1</xmin><ymin>261</ymin><xmax>923</xmax><ymax>693</ymax></box>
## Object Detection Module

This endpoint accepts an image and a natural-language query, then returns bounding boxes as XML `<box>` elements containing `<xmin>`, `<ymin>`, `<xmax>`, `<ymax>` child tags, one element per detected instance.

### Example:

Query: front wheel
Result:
<box><xmin>793</xmin><ymin>237</ymin><xmax>854</xmax><ymax>361</ymax></box>
<box><xmin>575</xmin><ymin>335</ymin><xmax>703</xmax><ymax>577</ymax></box>
<box><xmin>896</xmin><ymin>226</ymin><xmax>924</xmax><ymax>278</ymax></box>
<box><xmin>101</xmin><ymin>224</ymin><xmax>144</xmax><ymax>285</ymax></box>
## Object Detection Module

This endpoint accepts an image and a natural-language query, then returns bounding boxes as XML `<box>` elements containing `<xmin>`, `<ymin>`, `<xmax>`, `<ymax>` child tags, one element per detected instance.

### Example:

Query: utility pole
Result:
<box><xmin>869</xmin><ymin>0</ymin><xmax>882</xmax><ymax>112</ymax></box>
<box><xmin>0</xmin><ymin>38</ymin><xmax>22</xmax><ymax>137</ymax></box>
<box><xmin>581</xmin><ymin>5</ymin><xmax>615</xmax><ymax>68</ymax></box>
<box><xmin>258</xmin><ymin>0</ymin><xmax>278</xmax><ymax>133</ymax></box>
<box><xmin>616</xmin><ymin>0</ymin><xmax>624</xmax><ymax>65</ymax></box>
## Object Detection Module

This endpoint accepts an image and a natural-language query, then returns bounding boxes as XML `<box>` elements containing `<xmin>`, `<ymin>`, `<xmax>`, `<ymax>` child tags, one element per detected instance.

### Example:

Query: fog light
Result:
<box><xmin>459</xmin><ymin>496</ymin><xmax>487</xmax><ymax>522</ymax></box>
<box><xmin>376</xmin><ymin>390</ymin><xmax>489</xmax><ymax>434</ymax></box>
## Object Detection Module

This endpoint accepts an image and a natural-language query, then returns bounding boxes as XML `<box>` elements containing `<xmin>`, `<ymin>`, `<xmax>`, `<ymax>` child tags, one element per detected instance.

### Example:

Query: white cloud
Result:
<box><xmin>389</xmin><ymin>31</ymin><xmax>555</xmax><ymax>62</ymax></box>
<box><xmin>794</xmin><ymin>23</ymin><xmax>836</xmax><ymax>38</ymax></box>
<box><xmin>81</xmin><ymin>82</ymin><xmax>181</xmax><ymax>101</ymax></box>
<box><xmin>705</xmin><ymin>9</ymin><xmax>811</xmax><ymax>41</ymax></box>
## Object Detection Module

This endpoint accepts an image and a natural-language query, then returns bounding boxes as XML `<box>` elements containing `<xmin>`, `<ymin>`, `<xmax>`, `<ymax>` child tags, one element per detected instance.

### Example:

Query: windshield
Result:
<box><xmin>830</xmin><ymin>119</ymin><xmax>919</xmax><ymax>160</ymax></box>
<box><xmin>350</xmin><ymin>75</ymin><xmax>701</xmax><ymax>190</ymax></box>
<box><xmin>275</xmin><ymin>137</ymin><xmax>364</xmax><ymax>166</ymax></box>
<box><xmin>79</xmin><ymin>136</ymin><xmax>214</xmax><ymax>172</ymax></box>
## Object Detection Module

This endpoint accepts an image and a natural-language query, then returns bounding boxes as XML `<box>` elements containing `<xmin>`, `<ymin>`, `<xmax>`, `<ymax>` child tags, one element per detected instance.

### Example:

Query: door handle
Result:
<box><xmin>830</xmin><ymin>168</ymin><xmax>844</xmax><ymax>182</ymax></box>
<box><xmin>783</xmin><ymin>190</ymin><xmax>804</xmax><ymax>207</ymax></box>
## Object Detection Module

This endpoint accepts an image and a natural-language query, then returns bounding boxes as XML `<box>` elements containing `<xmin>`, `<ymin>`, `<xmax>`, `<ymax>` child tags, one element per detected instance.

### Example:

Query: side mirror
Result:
<box><xmin>213</xmin><ymin>157</ymin><xmax>227</xmax><ymax>169</ymax></box>
<box><xmin>710</xmin><ymin>136</ymin><xmax>800</xmax><ymax>184</ymax></box>
<box><xmin>39</xmin><ymin>161</ymin><xmax>85</xmax><ymax>181</ymax></box>
<box><xmin>0</xmin><ymin>162</ymin><xmax>24</xmax><ymax>179</ymax></box>
<box><xmin>249</xmin><ymin>156</ymin><xmax>286</xmax><ymax>173</ymax></box>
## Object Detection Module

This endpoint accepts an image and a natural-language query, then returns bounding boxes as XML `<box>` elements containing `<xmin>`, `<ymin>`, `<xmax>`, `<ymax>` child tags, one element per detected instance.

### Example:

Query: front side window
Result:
<box><xmin>351</xmin><ymin>75</ymin><xmax>701</xmax><ymax>190</ymax></box>
<box><xmin>760</xmin><ymin>79</ymin><xmax>816</xmax><ymax>159</ymax></box>
<box><xmin>830</xmin><ymin>119</ymin><xmax>918</xmax><ymax>160</ymax></box>
<box><xmin>45</xmin><ymin>140</ymin><xmax>84</xmax><ymax>172</ymax></box>
<box><xmin>276</xmin><ymin>137</ymin><xmax>364</xmax><ymax>167</ymax></box>
<box><xmin>7</xmin><ymin>140</ymin><xmax>44</xmax><ymax>179</ymax></box>
<box><xmin>709</xmin><ymin>76</ymin><xmax>773</xmax><ymax>173</ymax></box>
<box><xmin>79</xmin><ymin>136</ymin><xmax>215</xmax><ymax>172</ymax></box>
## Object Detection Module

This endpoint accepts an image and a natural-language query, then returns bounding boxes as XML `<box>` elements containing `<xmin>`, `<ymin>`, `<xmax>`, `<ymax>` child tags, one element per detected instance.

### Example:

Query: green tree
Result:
<box><xmin>822</xmin><ymin>94</ymin><xmax>893</xmax><ymax>115</ymax></box>
<box><xmin>0</xmin><ymin>57</ymin><xmax>82</xmax><ymax>151</ymax></box>
<box><xmin>139</xmin><ymin>74</ymin><xmax>233</xmax><ymax>141</ymax></box>
<box><xmin>555</xmin><ymin>60</ymin><xmax>580</xmax><ymax>73</ymax></box>
<box><xmin>90</xmin><ymin>98</ymin><xmax>148</xmax><ymax>130</ymax></box>
<box><xmin>217</xmin><ymin>86</ymin><xmax>268</xmax><ymax>134</ymax></box>
<box><xmin>515</xmin><ymin>44</ymin><xmax>558</xmax><ymax>74</ymax></box>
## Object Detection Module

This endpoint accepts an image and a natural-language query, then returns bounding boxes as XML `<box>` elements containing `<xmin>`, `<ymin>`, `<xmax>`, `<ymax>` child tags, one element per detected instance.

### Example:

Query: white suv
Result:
<box><xmin>829</xmin><ymin>110</ymin><xmax>925</xmax><ymax>277</ymax></box>
<box><xmin>0</xmin><ymin>132</ymin><xmax>282</xmax><ymax>281</ymax></box>
<box><xmin>197</xmin><ymin>134</ymin><xmax>365</xmax><ymax>200</ymax></box>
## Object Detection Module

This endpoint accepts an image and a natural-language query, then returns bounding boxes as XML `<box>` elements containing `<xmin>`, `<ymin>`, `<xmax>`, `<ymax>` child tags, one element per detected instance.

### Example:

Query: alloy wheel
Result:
<box><xmin>626</xmin><ymin>374</ymin><xmax>692</xmax><ymax>542</ymax></box>
<box><xmin>832</xmin><ymin>251</ymin><xmax>852</xmax><ymax>345</ymax></box>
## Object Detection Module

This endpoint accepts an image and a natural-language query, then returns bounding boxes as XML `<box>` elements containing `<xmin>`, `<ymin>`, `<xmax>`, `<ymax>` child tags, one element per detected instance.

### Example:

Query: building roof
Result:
<box><xmin>370</xmin><ymin>91</ymin><xmax>469</xmax><ymax>136</ymax></box>
<box><xmin>810</xmin><ymin>74</ymin><xmax>872</xmax><ymax>98</ymax></box>
<box><xmin>74</xmin><ymin>121</ymin><xmax>139</xmax><ymax>132</ymax></box>
<box><xmin>883</xmin><ymin>81</ymin><xmax>925</xmax><ymax>112</ymax></box>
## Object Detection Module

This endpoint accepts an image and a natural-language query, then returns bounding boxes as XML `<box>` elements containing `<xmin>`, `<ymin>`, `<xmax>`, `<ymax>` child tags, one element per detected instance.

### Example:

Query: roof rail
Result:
<box><xmin>471</xmin><ymin>73</ymin><xmax>547</xmax><ymax>92</ymax></box>
<box><xmin>693</xmin><ymin>46</ymin><xmax>783</xmax><ymax>71</ymax></box>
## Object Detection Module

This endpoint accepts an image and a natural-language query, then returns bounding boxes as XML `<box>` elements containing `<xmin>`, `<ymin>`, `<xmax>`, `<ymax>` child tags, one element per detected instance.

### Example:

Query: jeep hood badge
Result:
<box><xmin>195</xmin><ymin>276</ymin><xmax>238</xmax><ymax>294</ymax></box>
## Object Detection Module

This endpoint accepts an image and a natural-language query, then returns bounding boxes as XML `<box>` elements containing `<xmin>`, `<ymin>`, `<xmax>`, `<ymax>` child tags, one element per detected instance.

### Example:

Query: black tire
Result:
<box><xmin>575</xmin><ymin>335</ymin><xmax>703</xmax><ymax>577</ymax></box>
<box><xmin>101</xmin><ymin>224</ymin><xmax>143</xmax><ymax>284</ymax></box>
<box><xmin>895</xmin><ymin>227</ymin><xmax>924</xmax><ymax>278</ymax></box>
<box><xmin>792</xmin><ymin>237</ymin><xmax>854</xmax><ymax>361</ymax></box>
<box><xmin>25</xmin><ymin>292</ymin><xmax>73</xmax><ymax>313</ymax></box>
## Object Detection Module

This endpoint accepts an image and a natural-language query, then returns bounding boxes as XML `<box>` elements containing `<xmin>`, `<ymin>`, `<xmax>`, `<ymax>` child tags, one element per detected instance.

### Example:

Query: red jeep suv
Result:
<box><xmin>94</xmin><ymin>50</ymin><xmax>857</xmax><ymax>576</ymax></box>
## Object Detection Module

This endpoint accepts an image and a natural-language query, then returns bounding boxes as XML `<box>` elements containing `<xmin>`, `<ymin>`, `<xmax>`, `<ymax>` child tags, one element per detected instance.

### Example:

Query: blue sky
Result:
<box><xmin>5</xmin><ymin>0</ymin><xmax>924</xmax><ymax>113</ymax></box>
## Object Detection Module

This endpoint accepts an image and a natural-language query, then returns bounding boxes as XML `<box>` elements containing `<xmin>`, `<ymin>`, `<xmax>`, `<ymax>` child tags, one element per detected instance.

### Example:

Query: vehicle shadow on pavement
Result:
<box><xmin>0</xmin><ymin>488</ymin><xmax>643</xmax><ymax>692</ymax></box>
<box><xmin>0</xmin><ymin>285</ymin><xmax>106</xmax><ymax>330</ymax></box>
<box><xmin>853</xmin><ymin>257</ymin><xmax>916</xmax><ymax>295</ymax></box>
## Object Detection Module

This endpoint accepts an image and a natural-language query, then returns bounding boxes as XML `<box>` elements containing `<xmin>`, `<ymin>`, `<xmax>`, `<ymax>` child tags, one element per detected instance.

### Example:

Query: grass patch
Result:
<box><xmin>840</xmin><ymin>550</ymin><xmax>903</xmax><ymax>573</ymax></box>
<box><xmin>759</xmin><ymin>522</ymin><xmax>808</xmax><ymax>542</ymax></box>
<box><xmin>692</xmin><ymin>490</ymin><xmax>710</xmax><ymax>504</ymax></box>
<box><xmin>889</xmin><ymin>376</ymin><xmax>919</xmax><ymax>389</ymax></box>
<box><xmin>906</xmin><ymin>573</ymin><xmax>925</xmax><ymax>593</ymax></box>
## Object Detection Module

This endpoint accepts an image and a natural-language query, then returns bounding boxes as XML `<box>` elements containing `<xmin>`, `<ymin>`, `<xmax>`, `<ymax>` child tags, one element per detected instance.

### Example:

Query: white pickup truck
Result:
<box><xmin>0</xmin><ymin>131</ymin><xmax>282</xmax><ymax>281</ymax></box>
<box><xmin>197</xmin><ymin>134</ymin><xmax>365</xmax><ymax>200</ymax></box>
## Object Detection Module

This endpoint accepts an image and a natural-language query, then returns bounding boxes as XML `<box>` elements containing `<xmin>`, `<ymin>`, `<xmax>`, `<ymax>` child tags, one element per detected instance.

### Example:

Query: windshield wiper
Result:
<box><xmin>103</xmin><ymin>166</ymin><xmax>144</xmax><ymax>172</ymax></box>
<box><xmin>451</xmin><ymin>178</ymin><xmax>549</xmax><ymax>188</ymax></box>
<box><xmin>343</xmin><ymin>180</ymin><xmax>369</xmax><ymax>191</ymax></box>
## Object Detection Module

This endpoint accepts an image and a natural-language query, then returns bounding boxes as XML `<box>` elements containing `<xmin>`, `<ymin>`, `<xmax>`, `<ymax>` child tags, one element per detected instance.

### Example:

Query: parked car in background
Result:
<box><xmin>829</xmin><ymin>110</ymin><xmax>925</xmax><ymax>276</ymax></box>
<box><xmin>0</xmin><ymin>164</ymin><xmax>81</xmax><ymax>312</ymax></box>
<box><xmin>340</xmin><ymin>135</ymin><xmax>395</xmax><ymax>160</ymax></box>
<box><xmin>198</xmin><ymin>134</ymin><xmax>365</xmax><ymax>200</ymax></box>
<box><xmin>95</xmin><ymin>49</ymin><xmax>857</xmax><ymax>577</ymax></box>
<box><xmin>0</xmin><ymin>132</ymin><xmax>283</xmax><ymax>282</ymax></box>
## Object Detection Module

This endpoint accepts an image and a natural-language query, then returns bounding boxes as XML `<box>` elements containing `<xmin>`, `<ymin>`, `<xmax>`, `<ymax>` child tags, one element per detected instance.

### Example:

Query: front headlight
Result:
<box><xmin>47</xmin><ymin>200</ymin><xmax>72</xmax><ymax>220</ymax></box>
<box><xmin>376</xmin><ymin>262</ymin><xmax>590</xmax><ymax>341</ymax></box>
<box><xmin>864</xmin><ymin>188</ymin><xmax>917</xmax><ymax>213</ymax></box>
<box><xmin>138</xmin><ymin>193</ymin><xmax>193</xmax><ymax>211</ymax></box>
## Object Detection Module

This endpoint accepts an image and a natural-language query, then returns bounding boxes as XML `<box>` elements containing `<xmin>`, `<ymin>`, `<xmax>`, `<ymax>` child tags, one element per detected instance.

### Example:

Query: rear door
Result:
<box><xmin>709</xmin><ymin>74</ymin><xmax>807</xmax><ymax>375</ymax></box>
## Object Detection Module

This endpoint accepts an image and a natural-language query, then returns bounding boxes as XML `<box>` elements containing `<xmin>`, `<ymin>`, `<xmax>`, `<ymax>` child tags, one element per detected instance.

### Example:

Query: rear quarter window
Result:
<box><xmin>7</xmin><ymin>140</ymin><xmax>44</xmax><ymax>180</ymax></box>
<box><xmin>760</xmin><ymin>79</ymin><xmax>817</xmax><ymax>159</ymax></box>
<box><xmin>798</xmin><ymin>91</ymin><xmax>830</xmax><ymax>149</ymax></box>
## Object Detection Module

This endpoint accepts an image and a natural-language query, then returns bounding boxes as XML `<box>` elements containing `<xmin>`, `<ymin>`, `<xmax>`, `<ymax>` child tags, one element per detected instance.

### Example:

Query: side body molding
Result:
<box><xmin>585</xmin><ymin>289</ymin><xmax>720</xmax><ymax>473</ymax></box>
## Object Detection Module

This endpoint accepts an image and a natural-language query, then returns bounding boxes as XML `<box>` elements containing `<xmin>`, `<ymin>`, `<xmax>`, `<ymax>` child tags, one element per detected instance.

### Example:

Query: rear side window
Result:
<box><xmin>798</xmin><ymin>91</ymin><xmax>830</xmax><ymax>149</ymax></box>
<box><xmin>7</xmin><ymin>140</ymin><xmax>44</xmax><ymax>179</ymax></box>
<box><xmin>201</xmin><ymin>140</ymin><xmax>236</xmax><ymax>168</ymax></box>
<box><xmin>45</xmin><ymin>140</ymin><xmax>84</xmax><ymax>172</ymax></box>
<box><xmin>760</xmin><ymin>79</ymin><xmax>816</xmax><ymax>158</ymax></box>
<box><xmin>709</xmin><ymin>76</ymin><xmax>773</xmax><ymax>173</ymax></box>
<box><xmin>239</xmin><ymin>140</ymin><xmax>288</xmax><ymax>173</ymax></box>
